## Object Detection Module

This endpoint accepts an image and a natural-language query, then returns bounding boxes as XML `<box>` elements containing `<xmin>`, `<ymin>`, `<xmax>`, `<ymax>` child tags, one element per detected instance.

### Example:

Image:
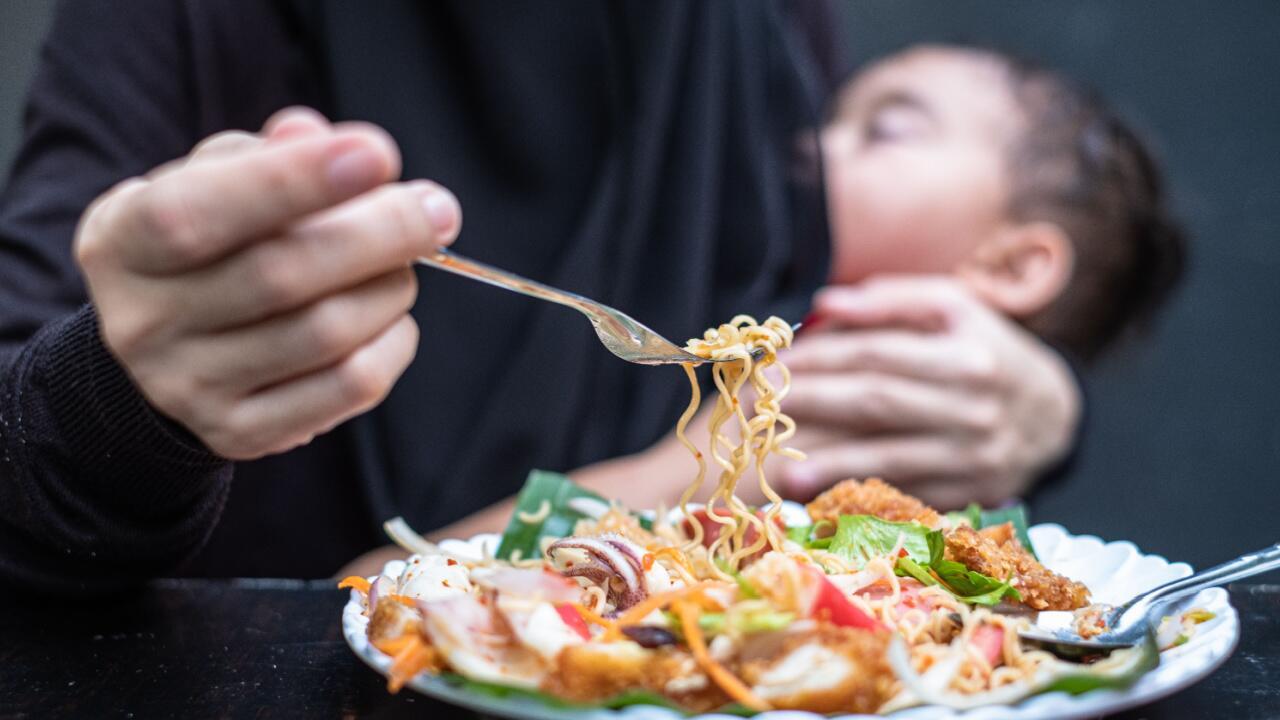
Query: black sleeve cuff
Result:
<box><xmin>30</xmin><ymin>304</ymin><xmax>227</xmax><ymax>516</ymax></box>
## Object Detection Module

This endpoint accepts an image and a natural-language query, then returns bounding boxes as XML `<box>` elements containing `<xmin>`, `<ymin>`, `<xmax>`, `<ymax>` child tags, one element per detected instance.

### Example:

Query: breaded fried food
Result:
<box><xmin>740</xmin><ymin>624</ymin><xmax>895</xmax><ymax>714</ymax></box>
<box><xmin>944</xmin><ymin>524</ymin><xmax>1090</xmax><ymax>610</ymax></box>
<box><xmin>806</xmin><ymin>478</ymin><xmax>942</xmax><ymax>531</ymax></box>
<box><xmin>542</xmin><ymin>641</ymin><xmax>729</xmax><ymax>712</ymax></box>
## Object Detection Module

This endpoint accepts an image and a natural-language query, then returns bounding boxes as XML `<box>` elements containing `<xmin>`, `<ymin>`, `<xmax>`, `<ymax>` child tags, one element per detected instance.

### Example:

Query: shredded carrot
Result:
<box><xmin>386</xmin><ymin>634</ymin><xmax>438</xmax><ymax>693</ymax></box>
<box><xmin>674</xmin><ymin>600</ymin><xmax>769</xmax><ymax>711</ymax></box>
<box><xmin>373</xmin><ymin>634</ymin><xmax>418</xmax><ymax>656</ymax></box>
<box><xmin>387</xmin><ymin>594</ymin><xmax>417</xmax><ymax>607</ymax></box>
<box><xmin>338</xmin><ymin>576</ymin><xmax>371</xmax><ymax>594</ymax></box>
<box><xmin>607</xmin><ymin>581</ymin><xmax>716</xmax><ymax>639</ymax></box>
<box><xmin>572</xmin><ymin>603</ymin><xmax>619</xmax><ymax>633</ymax></box>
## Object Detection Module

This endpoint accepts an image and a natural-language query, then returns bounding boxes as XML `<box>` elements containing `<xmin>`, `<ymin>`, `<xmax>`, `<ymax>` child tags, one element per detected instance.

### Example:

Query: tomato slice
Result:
<box><xmin>805</xmin><ymin>566</ymin><xmax>882</xmax><ymax>631</ymax></box>
<box><xmin>683</xmin><ymin>509</ymin><xmax>785</xmax><ymax>562</ymax></box>
<box><xmin>554</xmin><ymin>603</ymin><xmax>592</xmax><ymax>640</ymax></box>
<box><xmin>971</xmin><ymin>623</ymin><xmax>1005</xmax><ymax>667</ymax></box>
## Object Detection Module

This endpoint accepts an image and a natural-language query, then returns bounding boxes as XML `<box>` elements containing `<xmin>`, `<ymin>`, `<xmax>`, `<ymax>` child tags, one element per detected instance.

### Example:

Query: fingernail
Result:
<box><xmin>423</xmin><ymin>191</ymin><xmax>460</xmax><ymax>243</ymax></box>
<box><xmin>326</xmin><ymin>146</ymin><xmax>385</xmax><ymax>196</ymax></box>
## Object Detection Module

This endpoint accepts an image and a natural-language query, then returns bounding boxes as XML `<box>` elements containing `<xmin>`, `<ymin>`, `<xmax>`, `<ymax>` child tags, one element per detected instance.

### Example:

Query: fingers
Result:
<box><xmin>187</xmin><ymin>131</ymin><xmax>263</xmax><ymax>163</ymax></box>
<box><xmin>264</xmin><ymin>106</ymin><xmax>331</xmax><ymax>141</ymax></box>
<box><xmin>896</xmin><ymin>479</ymin><xmax>1007</xmax><ymax>512</ymax></box>
<box><xmin>812</xmin><ymin>276</ymin><xmax>983</xmax><ymax>332</ymax></box>
<box><xmin>105</xmin><ymin>125</ymin><xmax>402</xmax><ymax>274</ymax></box>
<box><xmin>785</xmin><ymin>372</ymin><xmax>1000</xmax><ymax>434</ymax></box>
<box><xmin>180</xmin><ymin>180</ymin><xmax>458</xmax><ymax>330</ymax></box>
<box><xmin>207</xmin><ymin>314</ymin><xmax>420</xmax><ymax>460</ymax></box>
<box><xmin>188</xmin><ymin>268</ymin><xmax>417</xmax><ymax>393</ymax></box>
<box><xmin>778</xmin><ymin>435</ymin><xmax>965</xmax><ymax>498</ymax></box>
<box><xmin>783</xmin><ymin>331</ymin><xmax>1000</xmax><ymax>386</ymax></box>
<box><xmin>777</xmin><ymin>435</ymin><xmax>1017</xmax><ymax>508</ymax></box>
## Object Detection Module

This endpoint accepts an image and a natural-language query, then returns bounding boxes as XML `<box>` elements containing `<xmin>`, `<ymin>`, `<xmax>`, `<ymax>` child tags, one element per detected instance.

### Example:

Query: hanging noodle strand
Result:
<box><xmin>674</xmin><ymin>316</ymin><xmax>803</xmax><ymax>578</ymax></box>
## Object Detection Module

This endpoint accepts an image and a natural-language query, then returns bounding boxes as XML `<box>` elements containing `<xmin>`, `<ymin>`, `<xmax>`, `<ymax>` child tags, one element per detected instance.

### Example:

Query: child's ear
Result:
<box><xmin>957</xmin><ymin>221</ymin><xmax>1075</xmax><ymax>318</ymax></box>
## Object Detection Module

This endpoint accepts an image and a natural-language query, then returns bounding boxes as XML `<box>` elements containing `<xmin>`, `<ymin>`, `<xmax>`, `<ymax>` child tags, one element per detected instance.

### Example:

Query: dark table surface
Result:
<box><xmin>2</xmin><ymin>581</ymin><xmax>1277</xmax><ymax>719</ymax></box>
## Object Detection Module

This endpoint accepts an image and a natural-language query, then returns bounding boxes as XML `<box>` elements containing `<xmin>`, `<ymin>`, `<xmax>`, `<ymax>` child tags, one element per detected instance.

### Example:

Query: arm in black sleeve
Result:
<box><xmin>0</xmin><ymin>0</ymin><xmax>233</xmax><ymax>592</ymax></box>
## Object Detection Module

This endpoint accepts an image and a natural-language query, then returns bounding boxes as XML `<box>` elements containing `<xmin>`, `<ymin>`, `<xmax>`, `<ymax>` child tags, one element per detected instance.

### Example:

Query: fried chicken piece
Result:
<box><xmin>944</xmin><ymin>524</ymin><xmax>1090</xmax><ymax>610</ymax></box>
<box><xmin>805</xmin><ymin>478</ymin><xmax>942</xmax><ymax>531</ymax></box>
<box><xmin>543</xmin><ymin>641</ymin><xmax>729</xmax><ymax>712</ymax></box>
<box><xmin>739</xmin><ymin>624</ymin><xmax>896</xmax><ymax>714</ymax></box>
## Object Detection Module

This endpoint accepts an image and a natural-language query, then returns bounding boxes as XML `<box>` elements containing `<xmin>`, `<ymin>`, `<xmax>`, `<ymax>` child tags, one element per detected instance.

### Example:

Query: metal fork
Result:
<box><xmin>1016</xmin><ymin>541</ymin><xmax>1280</xmax><ymax>659</ymax></box>
<box><xmin>417</xmin><ymin>249</ymin><xmax>792</xmax><ymax>365</ymax></box>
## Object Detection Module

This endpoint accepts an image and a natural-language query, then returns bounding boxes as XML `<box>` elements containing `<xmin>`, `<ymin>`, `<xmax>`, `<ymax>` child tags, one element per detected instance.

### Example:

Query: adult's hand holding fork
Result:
<box><xmin>77</xmin><ymin>108</ymin><xmax>462</xmax><ymax>459</ymax></box>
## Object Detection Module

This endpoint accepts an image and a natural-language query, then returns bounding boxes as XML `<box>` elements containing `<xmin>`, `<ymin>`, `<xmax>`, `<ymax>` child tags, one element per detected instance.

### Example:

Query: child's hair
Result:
<box><xmin>987</xmin><ymin>50</ymin><xmax>1186</xmax><ymax>361</ymax></box>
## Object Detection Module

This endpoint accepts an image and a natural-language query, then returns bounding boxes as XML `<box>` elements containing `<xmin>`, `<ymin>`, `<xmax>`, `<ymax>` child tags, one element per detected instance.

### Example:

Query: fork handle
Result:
<box><xmin>417</xmin><ymin>249</ymin><xmax>595</xmax><ymax>315</ymax></box>
<box><xmin>1122</xmin><ymin>541</ymin><xmax>1280</xmax><ymax>619</ymax></box>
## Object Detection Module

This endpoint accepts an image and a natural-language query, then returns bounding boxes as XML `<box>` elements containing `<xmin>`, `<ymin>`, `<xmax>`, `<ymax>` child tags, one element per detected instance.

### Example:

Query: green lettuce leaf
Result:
<box><xmin>829</xmin><ymin>514</ymin><xmax>940</xmax><ymax>567</ymax></box>
<box><xmin>495</xmin><ymin>470</ymin><xmax>649</xmax><ymax>561</ymax></box>
<box><xmin>891</xmin><ymin>529</ymin><xmax>1020</xmax><ymax>606</ymax></box>
<box><xmin>785</xmin><ymin>520</ymin><xmax>833</xmax><ymax>550</ymax></box>
<box><xmin>933</xmin><ymin>560</ymin><xmax>1021</xmax><ymax>605</ymax></box>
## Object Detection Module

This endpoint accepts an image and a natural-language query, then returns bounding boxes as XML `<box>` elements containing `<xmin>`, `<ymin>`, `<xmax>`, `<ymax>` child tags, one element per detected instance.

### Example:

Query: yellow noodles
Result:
<box><xmin>674</xmin><ymin>316</ymin><xmax>802</xmax><ymax>578</ymax></box>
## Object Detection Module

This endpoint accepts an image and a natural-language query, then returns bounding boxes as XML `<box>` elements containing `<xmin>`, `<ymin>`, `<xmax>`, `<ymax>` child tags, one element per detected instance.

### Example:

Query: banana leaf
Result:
<box><xmin>495</xmin><ymin>469</ymin><xmax>650</xmax><ymax>561</ymax></box>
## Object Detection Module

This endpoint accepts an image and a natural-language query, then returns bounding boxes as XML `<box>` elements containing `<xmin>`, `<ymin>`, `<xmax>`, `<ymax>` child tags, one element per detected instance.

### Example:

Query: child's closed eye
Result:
<box><xmin>864</xmin><ymin>95</ymin><xmax>934</xmax><ymax>144</ymax></box>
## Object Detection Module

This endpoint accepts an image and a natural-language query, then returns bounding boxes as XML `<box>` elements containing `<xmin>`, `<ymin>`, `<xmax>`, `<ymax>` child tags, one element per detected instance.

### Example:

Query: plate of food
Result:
<box><xmin>339</xmin><ymin>317</ymin><xmax>1239</xmax><ymax>719</ymax></box>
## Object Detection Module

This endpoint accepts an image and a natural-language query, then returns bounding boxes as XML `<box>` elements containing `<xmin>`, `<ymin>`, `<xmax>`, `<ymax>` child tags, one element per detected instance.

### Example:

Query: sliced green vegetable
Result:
<box><xmin>785</xmin><ymin>524</ymin><xmax>813</xmax><ymax>545</ymax></box>
<box><xmin>738</xmin><ymin>611</ymin><xmax>794</xmax><ymax>633</ymax></box>
<box><xmin>495</xmin><ymin>470</ymin><xmax>649</xmax><ymax>561</ymax></box>
<box><xmin>696</xmin><ymin>608</ymin><xmax>794</xmax><ymax>636</ymax></box>
<box><xmin>894</xmin><ymin>556</ymin><xmax>938</xmax><ymax>587</ymax></box>
<box><xmin>1186</xmin><ymin>609</ymin><xmax>1216</xmax><ymax>623</ymax></box>
<box><xmin>715</xmin><ymin>558</ymin><xmax>761</xmax><ymax>599</ymax></box>
<box><xmin>440</xmin><ymin>673</ymin><xmax>682</xmax><ymax>710</ymax></box>
<box><xmin>829</xmin><ymin>514</ymin><xmax>939</xmax><ymax>567</ymax></box>
<box><xmin>440</xmin><ymin>672</ymin><xmax>756</xmax><ymax>716</ymax></box>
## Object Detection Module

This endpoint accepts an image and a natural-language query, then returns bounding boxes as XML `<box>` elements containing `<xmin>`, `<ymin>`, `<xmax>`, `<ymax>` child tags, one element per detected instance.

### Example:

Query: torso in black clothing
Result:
<box><xmin>1</xmin><ymin>0</ymin><xmax>834</xmax><ymax>578</ymax></box>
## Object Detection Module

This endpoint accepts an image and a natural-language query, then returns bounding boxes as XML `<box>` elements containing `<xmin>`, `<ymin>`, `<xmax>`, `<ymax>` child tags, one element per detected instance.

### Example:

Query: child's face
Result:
<box><xmin>823</xmin><ymin>47</ymin><xmax>1023</xmax><ymax>284</ymax></box>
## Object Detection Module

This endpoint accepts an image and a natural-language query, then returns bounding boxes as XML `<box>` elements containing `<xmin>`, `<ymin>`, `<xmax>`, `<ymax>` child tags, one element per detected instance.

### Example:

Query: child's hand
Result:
<box><xmin>777</xmin><ymin>276</ymin><xmax>1081</xmax><ymax>508</ymax></box>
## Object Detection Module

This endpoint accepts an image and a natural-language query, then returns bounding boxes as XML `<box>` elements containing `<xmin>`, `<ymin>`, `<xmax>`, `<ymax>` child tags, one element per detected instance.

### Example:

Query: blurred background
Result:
<box><xmin>2</xmin><ymin>1</ymin><xmax>1276</xmax><ymax>572</ymax></box>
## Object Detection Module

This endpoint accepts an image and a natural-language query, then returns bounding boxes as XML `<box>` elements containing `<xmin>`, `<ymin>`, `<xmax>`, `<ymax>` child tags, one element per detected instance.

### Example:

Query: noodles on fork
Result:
<box><xmin>675</xmin><ymin>315</ymin><xmax>804</xmax><ymax>578</ymax></box>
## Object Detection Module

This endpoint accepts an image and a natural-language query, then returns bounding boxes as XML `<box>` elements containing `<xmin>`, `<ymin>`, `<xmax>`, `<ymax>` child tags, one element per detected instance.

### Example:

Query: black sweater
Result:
<box><xmin>0</xmin><ymin>1</ymin><xmax>835</xmax><ymax>591</ymax></box>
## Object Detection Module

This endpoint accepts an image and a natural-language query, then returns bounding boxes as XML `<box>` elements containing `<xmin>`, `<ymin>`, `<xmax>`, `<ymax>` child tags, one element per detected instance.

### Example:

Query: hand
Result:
<box><xmin>76</xmin><ymin>107</ymin><xmax>462</xmax><ymax>459</ymax></box>
<box><xmin>776</xmin><ymin>276</ymin><xmax>1081</xmax><ymax>508</ymax></box>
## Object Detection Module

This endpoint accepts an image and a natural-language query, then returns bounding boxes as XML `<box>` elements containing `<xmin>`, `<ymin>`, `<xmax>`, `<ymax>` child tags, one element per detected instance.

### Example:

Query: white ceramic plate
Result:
<box><xmin>342</xmin><ymin>523</ymin><xmax>1239</xmax><ymax>720</ymax></box>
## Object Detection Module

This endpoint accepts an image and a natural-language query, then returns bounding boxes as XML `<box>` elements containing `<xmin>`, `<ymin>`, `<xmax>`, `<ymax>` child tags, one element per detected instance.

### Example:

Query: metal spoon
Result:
<box><xmin>417</xmin><ymin>249</ymin><xmax>796</xmax><ymax>365</ymax></box>
<box><xmin>1017</xmin><ymin>541</ymin><xmax>1280</xmax><ymax>659</ymax></box>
